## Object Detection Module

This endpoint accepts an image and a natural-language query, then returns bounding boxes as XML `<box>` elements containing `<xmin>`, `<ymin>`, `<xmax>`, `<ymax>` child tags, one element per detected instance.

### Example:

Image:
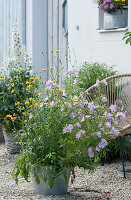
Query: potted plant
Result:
<box><xmin>12</xmin><ymin>68</ymin><xmax>127</xmax><ymax>195</ymax></box>
<box><xmin>0</xmin><ymin>67</ymin><xmax>39</xmax><ymax>153</ymax></box>
<box><xmin>0</xmin><ymin>25</ymin><xmax>39</xmax><ymax>153</ymax></box>
<box><xmin>97</xmin><ymin>0</ymin><xmax>128</xmax><ymax>29</ymax></box>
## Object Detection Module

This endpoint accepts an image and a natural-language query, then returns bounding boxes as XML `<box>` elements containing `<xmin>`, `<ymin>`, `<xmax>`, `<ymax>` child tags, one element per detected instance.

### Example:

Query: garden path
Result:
<box><xmin>0</xmin><ymin>143</ymin><xmax>131</xmax><ymax>200</ymax></box>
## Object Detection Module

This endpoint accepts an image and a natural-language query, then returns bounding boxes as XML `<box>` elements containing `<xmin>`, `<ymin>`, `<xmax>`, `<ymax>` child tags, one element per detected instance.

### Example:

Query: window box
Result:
<box><xmin>103</xmin><ymin>9</ymin><xmax>128</xmax><ymax>30</ymax></box>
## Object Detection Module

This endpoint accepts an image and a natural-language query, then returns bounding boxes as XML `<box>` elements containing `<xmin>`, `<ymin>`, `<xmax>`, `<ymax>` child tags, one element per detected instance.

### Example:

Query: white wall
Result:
<box><xmin>26</xmin><ymin>0</ymin><xmax>48</xmax><ymax>79</ymax></box>
<box><xmin>68</xmin><ymin>0</ymin><xmax>131</xmax><ymax>73</ymax></box>
<box><xmin>48</xmin><ymin>0</ymin><xmax>68</xmax><ymax>81</ymax></box>
<box><xmin>26</xmin><ymin>0</ymin><xmax>33</xmax><ymax>55</ymax></box>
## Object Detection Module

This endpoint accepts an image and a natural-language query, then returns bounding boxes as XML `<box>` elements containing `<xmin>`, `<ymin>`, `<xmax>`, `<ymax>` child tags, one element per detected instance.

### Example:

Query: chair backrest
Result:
<box><xmin>86</xmin><ymin>74</ymin><xmax>131</xmax><ymax>135</ymax></box>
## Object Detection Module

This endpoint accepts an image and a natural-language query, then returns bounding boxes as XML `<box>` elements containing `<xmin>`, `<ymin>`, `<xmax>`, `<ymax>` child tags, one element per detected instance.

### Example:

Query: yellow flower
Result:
<box><xmin>42</xmin><ymin>69</ymin><xmax>46</xmax><ymax>71</ymax></box>
<box><xmin>38</xmin><ymin>93</ymin><xmax>41</xmax><ymax>95</ymax></box>
<box><xmin>25</xmin><ymin>101</ymin><xmax>29</xmax><ymax>105</ymax></box>
<box><xmin>30</xmin><ymin>77</ymin><xmax>34</xmax><ymax>80</ymax></box>
<box><xmin>18</xmin><ymin>67</ymin><xmax>21</xmax><ymax>70</ymax></box>
<box><xmin>35</xmin><ymin>103</ymin><xmax>38</xmax><ymax>106</ymax></box>
<box><xmin>45</xmin><ymin>88</ymin><xmax>48</xmax><ymax>91</ymax></box>
<box><xmin>56</xmin><ymin>50</ymin><xmax>60</xmax><ymax>53</ymax></box>
<box><xmin>17</xmin><ymin>102</ymin><xmax>20</xmax><ymax>105</ymax></box>
<box><xmin>52</xmin><ymin>80</ymin><xmax>56</xmax><ymax>83</ymax></box>
<box><xmin>9</xmin><ymin>79</ymin><xmax>13</xmax><ymax>82</ymax></box>
<box><xmin>29</xmin><ymin>105</ymin><xmax>32</xmax><ymax>108</ymax></box>
<box><xmin>44</xmin><ymin>80</ymin><xmax>46</xmax><ymax>84</ymax></box>
<box><xmin>11</xmin><ymin>90</ymin><xmax>14</xmax><ymax>93</ymax></box>
<box><xmin>26</xmin><ymin>81</ymin><xmax>29</xmax><ymax>84</ymax></box>
<box><xmin>6</xmin><ymin>114</ymin><xmax>12</xmax><ymax>118</ymax></box>
<box><xmin>11</xmin><ymin>117</ymin><xmax>14</xmax><ymax>120</ymax></box>
<box><xmin>46</xmin><ymin>103</ymin><xmax>49</xmax><ymax>106</ymax></box>
<box><xmin>59</xmin><ymin>89</ymin><xmax>62</xmax><ymax>93</ymax></box>
<box><xmin>11</xmin><ymin>84</ymin><xmax>14</xmax><ymax>87</ymax></box>
<box><xmin>50</xmin><ymin>50</ymin><xmax>53</xmax><ymax>52</ymax></box>
<box><xmin>27</xmin><ymin>85</ymin><xmax>33</xmax><ymax>88</ymax></box>
<box><xmin>13</xmin><ymin>117</ymin><xmax>17</xmax><ymax>120</ymax></box>
<box><xmin>24</xmin><ymin>120</ymin><xmax>27</xmax><ymax>122</ymax></box>
<box><xmin>0</xmin><ymin>78</ymin><xmax>5</xmax><ymax>80</ymax></box>
<box><xmin>34</xmin><ymin>90</ymin><xmax>37</xmax><ymax>93</ymax></box>
<box><xmin>22</xmin><ymin>112</ymin><xmax>25</xmax><ymax>115</ymax></box>
<box><xmin>75</xmin><ymin>102</ymin><xmax>78</xmax><ymax>105</ymax></box>
<box><xmin>13</xmin><ymin>113</ymin><xmax>16</xmax><ymax>116</ymax></box>
<box><xmin>15</xmin><ymin>102</ymin><xmax>17</xmax><ymax>106</ymax></box>
<box><xmin>56</xmin><ymin>73</ymin><xmax>60</xmax><ymax>76</ymax></box>
<box><xmin>29</xmin><ymin>98</ymin><xmax>33</xmax><ymax>101</ymax></box>
<box><xmin>32</xmin><ymin>100</ymin><xmax>35</xmax><ymax>103</ymax></box>
<box><xmin>32</xmin><ymin>81</ymin><xmax>36</xmax><ymax>84</ymax></box>
<box><xmin>84</xmin><ymin>102</ymin><xmax>87</xmax><ymax>105</ymax></box>
<box><xmin>35</xmin><ymin>77</ymin><xmax>39</xmax><ymax>80</ymax></box>
<box><xmin>50</xmin><ymin>67</ymin><xmax>54</xmax><ymax>69</ymax></box>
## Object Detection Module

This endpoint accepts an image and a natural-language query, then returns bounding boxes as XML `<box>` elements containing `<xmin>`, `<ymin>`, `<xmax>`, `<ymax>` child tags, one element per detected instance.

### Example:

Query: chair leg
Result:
<box><xmin>120</xmin><ymin>136</ymin><xmax>126</xmax><ymax>178</ymax></box>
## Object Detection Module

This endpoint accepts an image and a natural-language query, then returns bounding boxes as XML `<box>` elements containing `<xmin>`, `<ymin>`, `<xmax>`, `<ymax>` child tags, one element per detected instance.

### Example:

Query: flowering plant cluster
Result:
<box><xmin>0</xmin><ymin>25</ymin><xmax>38</xmax><ymax>133</ymax></box>
<box><xmin>13</xmin><ymin>67</ymin><xmax>127</xmax><ymax>188</ymax></box>
<box><xmin>97</xmin><ymin>0</ymin><xmax>128</xmax><ymax>13</ymax></box>
<box><xmin>0</xmin><ymin>68</ymin><xmax>39</xmax><ymax>133</ymax></box>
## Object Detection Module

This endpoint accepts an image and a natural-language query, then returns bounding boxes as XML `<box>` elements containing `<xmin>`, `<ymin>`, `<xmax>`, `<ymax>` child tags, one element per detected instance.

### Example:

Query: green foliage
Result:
<box><xmin>0</xmin><ymin>67</ymin><xmax>39</xmax><ymax>133</ymax></box>
<box><xmin>0</xmin><ymin>25</ymin><xmax>39</xmax><ymax>133</ymax></box>
<box><xmin>100</xmin><ymin>135</ymin><xmax>131</xmax><ymax>163</ymax></box>
<box><xmin>12</xmin><ymin>70</ymin><xmax>126</xmax><ymax>188</ymax></box>
<box><xmin>123</xmin><ymin>32</ymin><xmax>131</xmax><ymax>45</ymax></box>
<box><xmin>77</xmin><ymin>62</ymin><xmax>117</xmax><ymax>90</ymax></box>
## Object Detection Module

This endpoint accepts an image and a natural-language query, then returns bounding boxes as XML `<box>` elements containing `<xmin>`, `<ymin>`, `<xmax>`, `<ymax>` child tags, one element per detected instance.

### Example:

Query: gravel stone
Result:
<box><xmin>0</xmin><ymin>143</ymin><xmax>131</xmax><ymax>200</ymax></box>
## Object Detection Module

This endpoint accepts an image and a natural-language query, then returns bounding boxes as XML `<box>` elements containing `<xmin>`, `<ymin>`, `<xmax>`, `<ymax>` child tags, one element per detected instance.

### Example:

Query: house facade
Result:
<box><xmin>0</xmin><ymin>0</ymin><xmax>131</xmax><ymax>74</ymax></box>
<box><xmin>26</xmin><ymin>0</ymin><xmax>131</xmax><ymax>73</ymax></box>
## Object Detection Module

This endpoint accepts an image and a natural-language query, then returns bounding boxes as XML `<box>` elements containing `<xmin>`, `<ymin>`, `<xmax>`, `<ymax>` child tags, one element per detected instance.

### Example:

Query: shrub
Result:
<box><xmin>77</xmin><ymin>62</ymin><xmax>117</xmax><ymax>90</ymax></box>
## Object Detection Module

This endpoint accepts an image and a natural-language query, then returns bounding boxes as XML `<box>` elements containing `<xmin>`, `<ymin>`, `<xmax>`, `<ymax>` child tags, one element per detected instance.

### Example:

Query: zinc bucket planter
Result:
<box><xmin>104</xmin><ymin>9</ymin><xmax>128</xmax><ymax>29</ymax></box>
<box><xmin>31</xmin><ymin>167</ymin><xmax>70</xmax><ymax>195</ymax></box>
<box><xmin>2</xmin><ymin>126</ymin><xmax>21</xmax><ymax>154</ymax></box>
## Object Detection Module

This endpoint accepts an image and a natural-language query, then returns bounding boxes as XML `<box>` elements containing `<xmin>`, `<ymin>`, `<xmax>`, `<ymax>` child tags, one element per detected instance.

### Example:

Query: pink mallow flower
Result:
<box><xmin>88</xmin><ymin>147</ymin><xmax>94</xmax><ymax>158</ymax></box>
<box><xmin>67</xmin><ymin>67</ymin><xmax>75</xmax><ymax>75</ymax></box>
<box><xmin>103</xmin><ymin>79</ymin><xmax>108</xmax><ymax>86</ymax></box>
<box><xmin>72</xmin><ymin>112</ymin><xmax>75</xmax><ymax>118</ymax></box>
<box><xmin>29</xmin><ymin>113</ymin><xmax>33</xmax><ymax>119</ymax></box>
<box><xmin>102</xmin><ymin>97</ymin><xmax>107</xmax><ymax>102</ymax></box>
<box><xmin>76</xmin><ymin>122</ymin><xmax>81</xmax><ymax>128</ymax></box>
<box><xmin>98</xmin><ymin>138</ymin><xmax>108</xmax><ymax>149</ymax></box>
<box><xmin>63</xmin><ymin>124</ymin><xmax>74</xmax><ymax>133</ymax></box>
<box><xmin>73</xmin><ymin>79</ymin><xmax>77</xmax><ymax>84</ymax></box>
<box><xmin>50</xmin><ymin>101</ymin><xmax>55</xmax><ymax>107</ymax></box>
<box><xmin>73</xmin><ymin>95</ymin><xmax>79</xmax><ymax>102</ymax></box>
<box><xmin>110</xmin><ymin>104</ymin><xmax>116</xmax><ymax>112</ymax></box>
<box><xmin>106</xmin><ymin>122</ymin><xmax>111</xmax><ymax>128</ymax></box>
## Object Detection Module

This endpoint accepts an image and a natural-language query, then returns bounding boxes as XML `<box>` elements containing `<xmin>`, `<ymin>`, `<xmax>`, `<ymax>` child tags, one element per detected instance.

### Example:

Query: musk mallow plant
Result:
<box><xmin>12</xmin><ymin>67</ymin><xmax>127</xmax><ymax>188</ymax></box>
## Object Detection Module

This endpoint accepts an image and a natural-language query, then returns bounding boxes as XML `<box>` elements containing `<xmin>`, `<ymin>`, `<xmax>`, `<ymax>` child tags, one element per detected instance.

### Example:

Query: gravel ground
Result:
<box><xmin>0</xmin><ymin>143</ymin><xmax>131</xmax><ymax>200</ymax></box>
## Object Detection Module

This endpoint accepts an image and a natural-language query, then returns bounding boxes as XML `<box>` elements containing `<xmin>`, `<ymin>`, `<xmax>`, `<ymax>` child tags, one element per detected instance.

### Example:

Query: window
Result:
<box><xmin>63</xmin><ymin>0</ymin><xmax>68</xmax><ymax>33</ymax></box>
<box><xmin>98</xmin><ymin>1</ymin><xmax>128</xmax><ymax>30</ymax></box>
<box><xmin>0</xmin><ymin>0</ymin><xmax>26</xmax><ymax>62</ymax></box>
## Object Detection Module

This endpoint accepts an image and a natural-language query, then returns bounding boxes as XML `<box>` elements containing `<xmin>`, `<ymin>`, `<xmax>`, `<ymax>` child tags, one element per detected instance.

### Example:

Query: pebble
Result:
<box><xmin>0</xmin><ymin>143</ymin><xmax>131</xmax><ymax>200</ymax></box>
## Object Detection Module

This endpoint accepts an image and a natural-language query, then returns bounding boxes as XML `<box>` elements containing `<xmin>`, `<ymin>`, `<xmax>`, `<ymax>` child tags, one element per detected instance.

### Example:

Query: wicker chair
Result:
<box><xmin>86</xmin><ymin>73</ymin><xmax>131</xmax><ymax>178</ymax></box>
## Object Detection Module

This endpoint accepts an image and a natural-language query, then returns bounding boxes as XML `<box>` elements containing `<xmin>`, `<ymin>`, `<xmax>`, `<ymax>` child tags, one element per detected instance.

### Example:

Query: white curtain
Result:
<box><xmin>0</xmin><ymin>0</ymin><xmax>26</xmax><ymax>62</ymax></box>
